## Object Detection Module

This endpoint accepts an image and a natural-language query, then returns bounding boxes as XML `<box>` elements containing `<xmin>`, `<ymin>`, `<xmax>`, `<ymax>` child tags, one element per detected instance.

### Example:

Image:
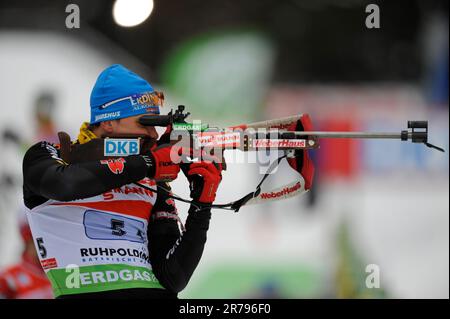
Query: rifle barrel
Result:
<box><xmin>287</xmin><ymin>131</ymin><xmax>406</xmax><ymax>139</ymax></box>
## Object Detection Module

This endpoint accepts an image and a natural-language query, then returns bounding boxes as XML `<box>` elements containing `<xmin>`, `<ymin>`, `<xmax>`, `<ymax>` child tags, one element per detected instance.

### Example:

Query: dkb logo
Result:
<box><xmin>104</xmin><ymin>139</ymin><xmax>140</xmax><ymax>156</ymax></box>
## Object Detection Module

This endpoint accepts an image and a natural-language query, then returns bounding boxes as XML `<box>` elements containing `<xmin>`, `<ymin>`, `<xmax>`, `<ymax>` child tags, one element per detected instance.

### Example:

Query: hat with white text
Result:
<box><xmin>90</xmin><ymin>64</ymin><xmax>163</xmax><ymax>124</ymax></box>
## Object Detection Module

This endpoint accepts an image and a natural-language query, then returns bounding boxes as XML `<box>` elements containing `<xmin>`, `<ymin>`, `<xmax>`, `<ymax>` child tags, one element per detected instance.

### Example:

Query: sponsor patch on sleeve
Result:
<box><xmin>100</xmin><ymin>158</ymin><xmax>126</xmax><ymax>174</ymax></box>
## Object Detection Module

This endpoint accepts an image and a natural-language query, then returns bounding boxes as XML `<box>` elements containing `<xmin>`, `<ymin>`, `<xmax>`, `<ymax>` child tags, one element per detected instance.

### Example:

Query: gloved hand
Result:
<box><xmin>182</xmin><ymin>157</ymin><xmax>223</xmax><ymax>204</ymax></box>
<box><xmin>286</xmin><ymin>114</ymin><xmax>315</xmax><ymax>190</ymax></box>
<box><xmin>142</xmin><ymin>144</ymin><xmax>180</xmax><ymax>181</ymax></box>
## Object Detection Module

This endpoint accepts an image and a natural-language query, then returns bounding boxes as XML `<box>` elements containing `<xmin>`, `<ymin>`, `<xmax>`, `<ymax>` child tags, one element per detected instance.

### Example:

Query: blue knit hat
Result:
<box><xmin>90</xmin><ymin>64</ymin><xmax>162</xmax><ymax>124</ymax></box>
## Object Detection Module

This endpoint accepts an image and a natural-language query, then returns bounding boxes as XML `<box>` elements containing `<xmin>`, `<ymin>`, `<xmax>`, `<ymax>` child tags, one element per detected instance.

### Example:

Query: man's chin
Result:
<box><xmin>102</xmin><ymin>132</ymin><xmax>152</xmax><ymax>139</ymax></box>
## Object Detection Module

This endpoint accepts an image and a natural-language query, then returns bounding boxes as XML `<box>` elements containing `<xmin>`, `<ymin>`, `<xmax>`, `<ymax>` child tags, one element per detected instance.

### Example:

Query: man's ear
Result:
<box><xmin>100</xmin><ymin>121</ymin><xmax>114</xmax><ymax>134</ymax></box>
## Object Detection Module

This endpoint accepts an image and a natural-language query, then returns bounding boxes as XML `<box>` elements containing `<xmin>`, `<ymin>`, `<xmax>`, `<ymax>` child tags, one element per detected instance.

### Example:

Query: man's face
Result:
<box><xmin>108</xmin><ymin>114</ymin><xmax>159</xmax><ymax>139</ymax></box>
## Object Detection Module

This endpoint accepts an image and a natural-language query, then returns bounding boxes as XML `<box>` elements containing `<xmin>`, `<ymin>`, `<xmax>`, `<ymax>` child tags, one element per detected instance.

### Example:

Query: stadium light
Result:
<box><xmin>113</xmin><ymin>0</ymin><xmax>154</xmax><ymax>27</ymax></box>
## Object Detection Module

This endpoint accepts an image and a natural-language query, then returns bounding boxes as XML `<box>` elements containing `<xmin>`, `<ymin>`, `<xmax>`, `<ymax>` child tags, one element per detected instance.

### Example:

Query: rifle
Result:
<box><xmin>136</xmin><ymin>105</ymin><xmax>444</xmax><ymax>212</ymax></box>
<box><xmin>139</xmin><ymin>105</ymin><xmax>445</xmax><ymax>153</ymax></box>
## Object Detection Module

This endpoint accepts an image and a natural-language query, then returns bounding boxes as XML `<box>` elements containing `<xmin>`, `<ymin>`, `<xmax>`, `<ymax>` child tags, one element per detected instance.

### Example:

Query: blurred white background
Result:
<box><xmin>0</xmin><ymin>0</ymin><xmax>448</xmax><ymax>299</ymax></box>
